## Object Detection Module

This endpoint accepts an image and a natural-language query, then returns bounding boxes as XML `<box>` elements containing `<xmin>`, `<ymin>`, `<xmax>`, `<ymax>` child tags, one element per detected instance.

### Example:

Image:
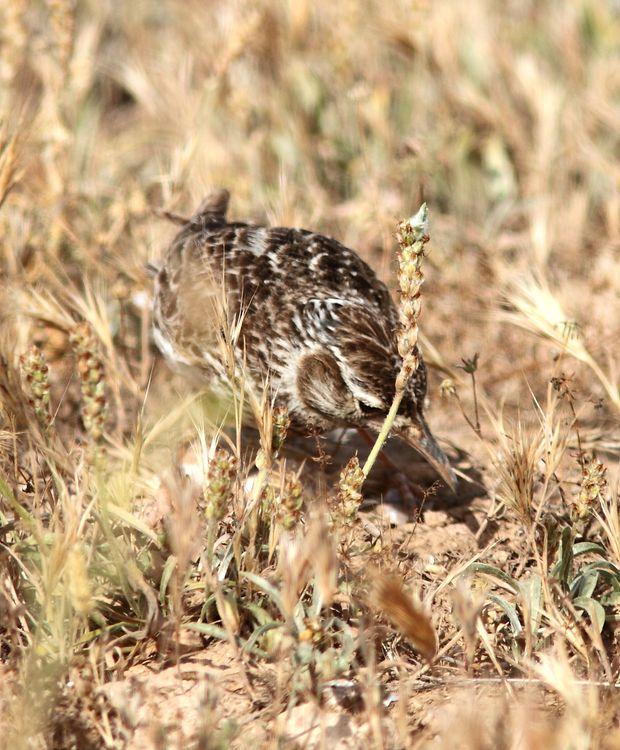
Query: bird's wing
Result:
<box><xmin>299</xmin><ymin>298</ymin><xmax>401</xmax><ymax>413</ymax></box>
<box><xmin>290</xmin><ymin>232</ymin><xmax>400</xmax><ymax>326</ymax></box>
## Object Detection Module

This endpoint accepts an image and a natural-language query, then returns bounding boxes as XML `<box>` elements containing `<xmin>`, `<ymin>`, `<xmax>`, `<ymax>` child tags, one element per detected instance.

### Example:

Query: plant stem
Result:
<box><xmin>470</xmin><ymin>371</ymin><xmax>482</xmax><ymax>437</ymax></box>
<box><xmin>360</xmin><ymin>203</ymin><xmax>429</xmax><ymax>481</ymax></box>
<box><xmin>361</xmin><ymin>388</ymin><xmax>406</xmax><ymax>478</ymax></box>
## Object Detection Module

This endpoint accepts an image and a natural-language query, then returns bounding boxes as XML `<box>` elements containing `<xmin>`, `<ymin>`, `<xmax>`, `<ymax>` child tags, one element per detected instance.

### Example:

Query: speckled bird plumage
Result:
<box><xmin>153</xmin><ymin>189</ymin><xmax>454</xmax><ymax>488</ymax></box>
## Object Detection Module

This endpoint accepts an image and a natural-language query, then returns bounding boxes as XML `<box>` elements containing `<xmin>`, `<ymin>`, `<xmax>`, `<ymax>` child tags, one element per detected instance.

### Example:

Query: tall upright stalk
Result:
<box><xmin>361</xmin><ymin>203</ymin><xmax>430</xmax><ymax>479</ymax></box>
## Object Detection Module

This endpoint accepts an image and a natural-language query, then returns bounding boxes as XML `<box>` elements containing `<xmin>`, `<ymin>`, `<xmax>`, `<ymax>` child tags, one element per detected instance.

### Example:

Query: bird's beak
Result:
<box><xmin>396</xmin><ymin>419</ymin><xmax>457</xmax><ymax>492</ymax></box>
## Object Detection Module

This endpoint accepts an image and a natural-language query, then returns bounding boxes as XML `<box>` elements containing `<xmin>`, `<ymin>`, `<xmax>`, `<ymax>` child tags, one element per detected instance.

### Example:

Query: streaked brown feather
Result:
<box><xmin>153</xmin><ymin>190</ymin><xmax>455</xmax><ymax>488</ymax></box>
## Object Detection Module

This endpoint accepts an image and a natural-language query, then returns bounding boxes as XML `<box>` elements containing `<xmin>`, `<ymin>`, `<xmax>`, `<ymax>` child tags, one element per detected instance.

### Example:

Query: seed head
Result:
<box><xmin>551</xmin><ymin>373</ymin><xmax>576</xmax><ymax>403</ymax></box>
<box><xmin>573</xmin><ymin>456</ymin><xmax>607</xmax><ymax>521</ymax></box>
<box><xmin>19</xmin><ymin>346</ymin><xmax>52</xmax><ymax>429</ymax></box>
<box><xmin>298</xmin><ymin>616</ymin><xmax>322</xmax><ymax>644</ymax></box>
<box><xmin>337</xmin><ymin>455</ymin><xmax>364</xmax><ymax>522</ymax></box>
<box><xmin>395</xmin><ymin>203</ymin><xmax>429</xmax><ymax>393</ymax></box>
<box><xmin>65</xmin><ymin>545</ymin><xmax>93</xmax><ymax>617</ymax></box>
<box><xmin>273</xmin><ymin>406</ymin><xmax>291</xmax><ymax>454</ymax></box>
<box><xmin>458</xmin><ymin>353</ymin><xmax>480</xmax><ymax>375</ymax></box>
<box><xmin>278</xmin><ymin>472</ymin><xmax>303</xmax><ymax>530</ymax></box>
<box><xmin>371</xmin><ymin>571</ymin><xmax>438</xmax><ymax>662</ymax></box>
<box><xmin>440</xmin><ymin>378</ymin><xmax>457</xmax><ymax>399</ymax></box>
<box><xmin>46</xmin><ymin>0</ymin><xmax>75</xmax><ymax>77</ymax></box>
<box><xmin>69</xmin><ymin>323</ymin><xmax>108</xmax><ymax>443</ymax></box>
<box><xmin>204</xmin><ymin>449</ymin><xmax>237</xmax><ymax>522</ymax></box>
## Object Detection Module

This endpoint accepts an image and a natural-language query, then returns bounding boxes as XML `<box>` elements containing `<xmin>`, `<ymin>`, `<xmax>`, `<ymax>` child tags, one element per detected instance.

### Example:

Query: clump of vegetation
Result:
<box><xmin>0</xmin><ymin>0</ymin><xmax>619</xmax><ymax>748</ymax></box>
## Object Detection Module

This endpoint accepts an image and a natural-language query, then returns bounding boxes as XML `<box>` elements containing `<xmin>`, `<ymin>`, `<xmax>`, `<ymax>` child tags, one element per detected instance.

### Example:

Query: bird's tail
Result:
<box><xmin>190</xmin><ymin>188</ymin><xmax>230</xmax><ymax>223</ymax></box>
<box><xmin>153</xmin><ymin>188</ymin><xmax>231</xmax><ymax>228</ymax></box>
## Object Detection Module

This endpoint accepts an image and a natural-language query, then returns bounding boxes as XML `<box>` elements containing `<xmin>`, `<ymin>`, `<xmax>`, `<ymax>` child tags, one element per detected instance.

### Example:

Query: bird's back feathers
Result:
<box><xmin>153</xmin><ymin>192</ymin><xmax>425</xmax><ymax>431</ymax></box>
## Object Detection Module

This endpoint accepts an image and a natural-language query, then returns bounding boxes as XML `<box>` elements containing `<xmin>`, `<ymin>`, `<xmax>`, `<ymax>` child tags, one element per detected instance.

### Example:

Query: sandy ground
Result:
<box><xmin>100</xmin><ymin>464</ymin><xmax>512</xmax><ymax>749</ymax></box>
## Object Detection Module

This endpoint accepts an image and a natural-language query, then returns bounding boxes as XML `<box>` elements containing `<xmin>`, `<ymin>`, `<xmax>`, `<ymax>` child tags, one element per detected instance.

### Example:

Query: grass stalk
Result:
<box><xmin>361</xmin><ymin>203</ymin><xmax>429</xmax><ymax>479</ymax></box>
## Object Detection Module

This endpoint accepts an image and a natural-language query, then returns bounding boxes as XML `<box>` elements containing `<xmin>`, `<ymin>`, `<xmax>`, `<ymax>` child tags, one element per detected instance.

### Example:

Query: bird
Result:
<box><xmin>152</xmin><ymin>189</ymin><xmax>455</xmax><ymax>490</ymax></box>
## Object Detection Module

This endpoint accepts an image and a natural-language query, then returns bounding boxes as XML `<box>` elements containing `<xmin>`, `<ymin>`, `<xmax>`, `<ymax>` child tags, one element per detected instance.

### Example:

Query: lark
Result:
<box><xmin>153</xmin><ymin>190</ymin><xmax>455</xmax><ymax>489</ymax></box>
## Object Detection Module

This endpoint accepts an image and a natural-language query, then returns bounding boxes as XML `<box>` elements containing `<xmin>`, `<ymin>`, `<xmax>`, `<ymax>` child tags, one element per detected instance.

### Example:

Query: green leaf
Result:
<box><xmin>580</xmin><ymin>560</ymin><xmax>620</xmax><ymax>578</ymax></box>
<box><xmin>242</xmin><ymin>621</ymin><xmax>282</xmax><ymax>655</ymax></box>
<box><xmin>572</xmin><ymin>541</ymin><xmax>606</xmax><ymax>557</ymax></box>
<box><xmin>519</xmin><ymin>574</ymin><xmax>542</xmax><ymax>637</ymax></box>
<box><xmin>489</xmin><ymin>594</ymin><xmax>522</xmax><ymax>636</ymax></box>
<box><xmin>216</xmin><ymin>544</ymin><xmax>235</xmax><ymax>581</ymax></box>
<box><xmin>573</xmin><ymin>596</ymin><xmax>606</xmax><ymax>633</ymax></box>
<box><xmin>159</xmin><ymin>555</ymin><xmax>177</xmax><ymax>605</ymax></box>
<box><xmin>465</xmin><ymin>563</ymin><xmax>520</xmax><ymax>593</ymax></box>
<box><xmin>552</xmin><ymin>526</ymin><xmax>574</xmax><ymax>584</ymax></box>
<box><xmin>0</xmin><ymin>476</ymin><xmax>37</xmax><ymax>530</ymax></box>
<box><xmin>243</xmin><ymin>602</ymin><xmax>273</xmax><ymax>627</ymax></box>
<box><xmin>335</xmin><ymin>622</ymin><xmax>358</xmax><ymax>663</ymax></box>
<box><xmin>75</xmin><ymin>621</ymin><xmax>127</xmax><ymax>645</ymax></box>
<box><xmin>239</xmin><ymin>571</ymin><xmax>285</xmax><ymax>616</ymax></box>
<box><xmin>600</xmin><ymin>592</ymin><xmax>620</xmax><ymax>606</ymax></box>
<box><xmin>570</xmin><ymin>570</ymin><xmax>599</xmax><ymax>600</ymax></box>
<box><xmin>103</xmin><ymin>502</ymin><xmax>162</xmax><ymax>548</ymax></box>
<box><xmin>199</xmin><ymin>593</ymin><xmax>216</xmax><ymax>622</ymax></box>
<box><xmin>293</xmin><ymin>599</ymin><xmax>307</xmax><ymax>632</ymax></box>
<box><xmin>186</xmin><ymin>622</ymin><xmax>231</xmax><ymax>642</ymax></box>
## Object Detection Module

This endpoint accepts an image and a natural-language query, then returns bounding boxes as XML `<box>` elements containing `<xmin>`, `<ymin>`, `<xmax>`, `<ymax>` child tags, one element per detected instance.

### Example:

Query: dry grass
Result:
<box><xmin>0</xmin><ymin>0</ymin><xmax>619</xmax><ymax>747</ymax></box>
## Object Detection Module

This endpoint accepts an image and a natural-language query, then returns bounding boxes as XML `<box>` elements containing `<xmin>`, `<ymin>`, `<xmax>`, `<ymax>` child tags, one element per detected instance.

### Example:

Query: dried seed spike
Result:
<box><xmin>273</xmin><ymin>406</ymin><xmax>291</xmax><ymax>454</ymax></box>
<box><xmin>395</xmin><ymin>203</ymin><xmax>429</xmax><ymax>392</ymax></box>
<box><xmin>0</xmin><ymin>0</ymin><xmax>27</xmax><ymax>88</ymax></box>
<box><xmin>0</xmin><ymin>129</ymin><xmax>23</xmax><ymax>209</ymax></box>
<box><xmin>204</xmin><ymin>449</ymin><xmax>236</xmax><ymax>522</ymax></box>
<box><xmin>69</xmin><ymin>322</ymin><xmax>108</xmax><ymax>445</ymax></box>
<box><xmin>308</xmin><ymin>517</ymin><xmax>337</xmax><ymax>608</ymax></box>
<box><xmin>46</xmin><ymin>0</ymin><xmax>75</xmax><ymax>76</ymax></box>
<box><xmin>337</xmin><ymin>455</ymin><xmax>364</xmax><ymax>522</ymax></box>
<box><xmin>573</xmin><ymin>455</ymin><xmax>607</xmax><ymax>521</ymax></box>
<box><xmin>19</xmin><ymin>346</ymin><xmax>52</xmax><ymax>429</ymax></box>
<box><xmin>65</xmin><ymin>546</ymin><xmax>93</xmax><ymax>617</ymax></box>
<box><xmin>278</xmin><ymin>472</ymin><xmax>303</xmax><ymax>530</ymax></box>
<box><xmin>371</xmin><ymin>571</ymin><xmax>438</xmax><ymax>661</ymax></box>
<box><xmin>362</xmin><ymin>203</ymin><xmax>437</xmax><ymax>480</ymax></box>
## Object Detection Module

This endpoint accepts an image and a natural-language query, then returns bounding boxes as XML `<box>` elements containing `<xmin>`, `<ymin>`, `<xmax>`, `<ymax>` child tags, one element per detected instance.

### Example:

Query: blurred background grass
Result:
<box><xmin>2</xmin><ymin>0</ymin><xmax>619</xmax><ymax>417</ymax></box>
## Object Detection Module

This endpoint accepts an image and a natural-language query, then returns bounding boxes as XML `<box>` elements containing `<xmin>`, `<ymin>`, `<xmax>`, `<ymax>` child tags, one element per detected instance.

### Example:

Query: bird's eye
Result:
<box><xmin>358</xmin><ymin>401</ymin><xmax>384</xmax><ymax>417</ymax></box>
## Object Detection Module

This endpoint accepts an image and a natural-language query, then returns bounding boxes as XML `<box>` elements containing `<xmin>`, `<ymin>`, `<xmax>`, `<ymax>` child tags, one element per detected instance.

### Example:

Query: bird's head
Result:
<box><xmin>295</xmin><ymin>345</ymin><xmax>456</xmax><ymax>491</ymax></box>
<box><xmin>361</xmin><ymin>391</ymin><xmax>457</xmax><ymax>493</ymax></box>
